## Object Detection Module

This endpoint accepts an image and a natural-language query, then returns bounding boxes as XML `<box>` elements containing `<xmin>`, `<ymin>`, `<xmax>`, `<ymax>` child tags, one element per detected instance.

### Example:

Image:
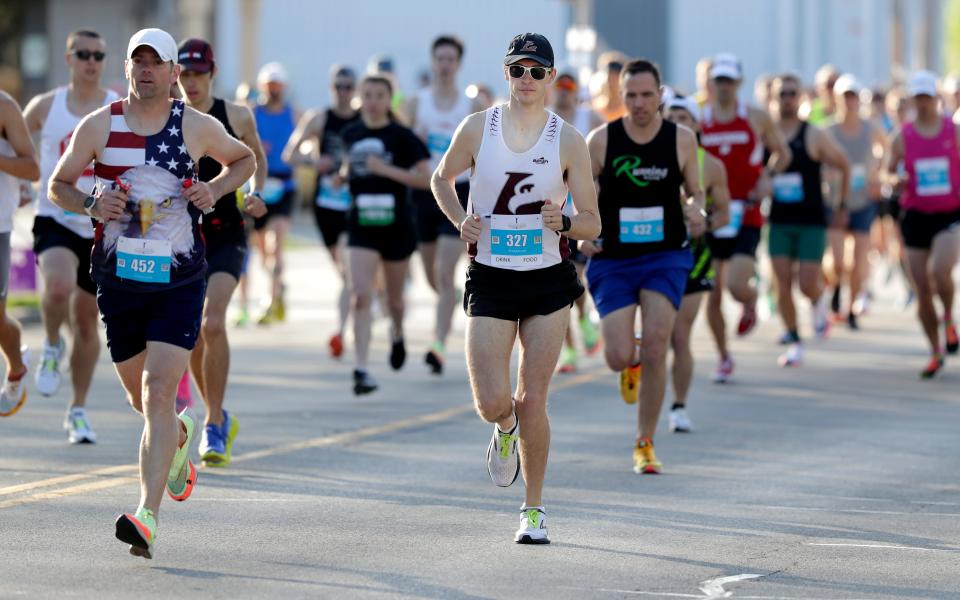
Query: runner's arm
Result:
<box><xmin>432</xmin><ymin>112</ymin><xmax>482</xmax><ymax>233</ymax></box>
<box><xmin>813</xmin><ymin>127</ymin><xmax>850</xmax><ymax>207</ymax></box>
<box><xmin>585</xmin><ymin>124</ymin><xmax>607</xmax><ymax>179</ymax></box>
<box><xmin>560</xmin><ymin>123</ymin><xmax>601</xmax><ymax>240</ymax></box>
<box><xmin>0</xmin><ymin>94</ymin><xmax>40</xmax><ymax>180</ymax></box>
<box><xmin>281</xmin><ymin>109</ymin><xmax>322</xmax><ymax>168</ymax></box>
<box><xmin>49</xmin><ymin>109</ymin><xmax>109</xmax><ymax>214</ymax></box>
<box><xmin>882</xmin><ymin>129</ymin><xmax>905</xmax><ymax>189</ymax></box>
<box><xmin>189</xmin><ymin>111</ymin><xmax>256</xmax><ymax>200</ymax></box>
<box><xmin>754</xmin><ymin>108</ymin><xmax>791</xmax><ymax>174</ymax></box>
<box><xmin>677</xmin><ymin>126</ymin><xmax>707</xmax><ymax>237</ymax></box>
<box><xmin>705</xmin><ymin>155</ymin><xmax>731</xmax><ymax>231</ymax></box>
<box><xmin>228</xmin><ymin>102</ymin><xmax>268</xmax><ymax>193</ymax></box>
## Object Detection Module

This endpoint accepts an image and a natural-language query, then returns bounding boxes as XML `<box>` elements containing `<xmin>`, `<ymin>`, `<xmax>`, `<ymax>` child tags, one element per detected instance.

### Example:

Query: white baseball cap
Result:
<box><xmin>710</xmin><ymin>53</ymin><xmax>742</xmax><ymax>80</ymax></box>
<box><xmin>907</xmin><ymin>70</ymin><xmax>938</xmax><ymax>97</ymax></box>
<box><xmin>257</xmin><ymin>62</ymin><xmax>288</xmax><ymax>86</ymax></box>
<box><xmin>833</xmin><ymin>74</ymin><xmax>862</xmax><ymax>96</ymax></box>
<box><xmin>127</xmin><ymin>28</ymin><xmax>177</xmax><ymax>63</ymax></box>
<box><xmin>666</xmin><ymin>96</ymin><xmax>701</xmax><ymax>123</ymax></box>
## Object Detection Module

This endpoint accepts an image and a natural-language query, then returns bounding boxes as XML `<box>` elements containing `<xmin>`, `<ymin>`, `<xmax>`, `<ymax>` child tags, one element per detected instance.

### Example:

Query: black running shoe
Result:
<box><xmin>353</xmin><ymin>369</ymin><xmax>378</xmax><ymax>395</ymax></box>
<box><xmin>847</xmin><ymin>312</ymin><xmax>859</xmax><ymax>330</ymax></box>
<box><xmin>425</xmin><ymin>350</ymin><xmax>443</xmax><ymax>375</ymax></box>
<box><xmin>390</xmin><ymin>337</ymin><xmax>406</xmax><ymax>370</ymax></box>
<box><xmin>830</xmin><ymin>286</ymin><xmax>841</xmax><ymax>315</ymax></box>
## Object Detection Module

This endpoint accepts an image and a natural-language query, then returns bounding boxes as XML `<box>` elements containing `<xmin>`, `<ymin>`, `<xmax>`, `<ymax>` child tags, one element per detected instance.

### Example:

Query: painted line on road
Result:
<box><xmin>700</xmin><ymin>574</ymin><xmax>762</xmax><ymax>598</ymax></box>
<box><xmin>758</xmin><ymin>505</ymin><xmax>960</xmax><ymax>517</ymax></box>
<box><xmin>806</xmin><ymin>542</ymin><xmax>956</xmax><ymax>552</ymax></box>
<box><xmin>0</xmin><ymin>367</ymin><xmax>610</xmax><ymax>510</ymax></box>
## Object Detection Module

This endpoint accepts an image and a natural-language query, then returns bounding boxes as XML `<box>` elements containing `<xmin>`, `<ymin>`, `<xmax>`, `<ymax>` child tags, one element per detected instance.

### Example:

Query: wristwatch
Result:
<box><xmin>559</xmin><ymin>215</ymin><xmax>572</xmax><ymax>233</ymax></box>
<box><xmin>83</xmin><ymin>194</ymin><xmax>97</xmax><ymax>217</ymax></box>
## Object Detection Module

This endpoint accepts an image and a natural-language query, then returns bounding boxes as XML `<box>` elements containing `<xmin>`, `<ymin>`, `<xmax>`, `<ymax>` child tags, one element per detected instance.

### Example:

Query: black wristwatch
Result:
<box><xmin>559</xmin><ymin>215</ymin><xmax>572</xmax><ymax>233</ymax></box>
<box><xmin>83</xmin><ymin>194</ymin><xmax>97</xmax><ymax>217</ymax></box>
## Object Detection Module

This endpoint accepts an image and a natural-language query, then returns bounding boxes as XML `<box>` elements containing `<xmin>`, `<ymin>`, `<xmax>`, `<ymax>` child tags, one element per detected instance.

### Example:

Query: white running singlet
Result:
<box><xmin>0</xmin><ymin>137</ymin><xmax>18</xmax><ymax>234</ymax></box>
<box><xmin>468</xmin><ymin>104</ymin><xmax>568</xmax><ymax>271</ymax></box>
<box><xmin>414</xmin><ymin>87</ymin><xmax>473</xmax><ymax>181</ymax></box>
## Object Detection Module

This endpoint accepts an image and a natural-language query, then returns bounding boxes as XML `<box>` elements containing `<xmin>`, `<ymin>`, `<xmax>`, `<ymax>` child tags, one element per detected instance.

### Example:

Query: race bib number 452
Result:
<box><xmin>490</xmin><ymin>214</ymin><xmax>543</xmax><ymax>267</ymax></box>
<box><xmin>116</xmin><ymin>236</ymin><xmax>172</xmax><ymax>283</ymax></box>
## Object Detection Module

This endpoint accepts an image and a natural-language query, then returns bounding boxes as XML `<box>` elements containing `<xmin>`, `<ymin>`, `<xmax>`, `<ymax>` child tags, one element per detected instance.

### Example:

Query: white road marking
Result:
<box><xmin>700</xmin><ymin>573</ymin><xmax>762</xmax><ymax>598</ymax></box>
<box><xmin>757</xmin><ymin>505</ymin><xmax>960</xmax><ymax>517</ymax></box>
<box><xmin>806</xmin><ymin>543</ymin><xmax>956</xmax><ymax>552</ymax></box>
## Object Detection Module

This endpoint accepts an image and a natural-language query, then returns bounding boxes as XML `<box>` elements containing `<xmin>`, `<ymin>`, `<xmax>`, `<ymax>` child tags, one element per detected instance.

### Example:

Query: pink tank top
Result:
<box><xmin>901</xmin><ymin>117</ymin><xmax>960</xmax><ymax>213</ymax></box>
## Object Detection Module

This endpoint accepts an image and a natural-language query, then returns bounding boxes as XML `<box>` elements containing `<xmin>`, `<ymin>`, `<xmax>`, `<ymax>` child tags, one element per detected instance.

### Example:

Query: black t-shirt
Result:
<box><xmin>769</xmin><ymin>121</ymin><xmax>826</xmax><ymax>226</ymax></box>
<box><xmin>199</xmin><ymin>98</ymin><xmax>245</xmax><ymax>242</ymax></box>
<box><xmin>341</xmin><ymin>120</ymin><xmax>429</xmax><ymax>230</ymax></box>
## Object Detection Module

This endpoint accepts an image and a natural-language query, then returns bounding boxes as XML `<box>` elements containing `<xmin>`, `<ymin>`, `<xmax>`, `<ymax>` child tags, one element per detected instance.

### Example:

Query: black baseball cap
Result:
<box><xmin>504</xmin><ymin>33</ymin><xmax>554</xmax><ymax>68</ymax></box>
<box><xmin>178</xmin><ymin>38</ymin><xmax>215</xmax><ymax>73</ymax></box>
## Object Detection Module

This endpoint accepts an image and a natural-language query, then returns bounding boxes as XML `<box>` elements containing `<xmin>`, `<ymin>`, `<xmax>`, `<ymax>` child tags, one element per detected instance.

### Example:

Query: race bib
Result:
<box><xmin>356</xmin><ymin>193</ymin><xmax>395</xmax><ymax>226</ymax></box>
<box><xmin>490</xmin><ymin>214</ymin><xmax>543</xmax><ymax>267</ymax></box>
<box><xmin>850</xmin><ymin>164</ymin><xmax>867</xmax><ymax>192</ymax></box>
<box><xmin>316</xmin><ymin>177</ymin><xmax>351</xmax><ymax>212</ymax></box>
<box><xmin>116</xmin><ymin>237</ymin><xmax>172</xmax><ymax>284</ymax></box>
<box><xmin>773</xmin><ymin>173</ymin><xmax>805</xmax><ymax>203</ymax></box>
<box><xmin>262</xmin><ymin>177</ymin><xmax>286</xmax><ymax>205</ymax></box>
<box><xmin>915</xmin><ymin>157</ymin><xmax>951</xmax><ymax>196</ymax></box>
<box><xmin>713</xmin><ymin>200</ymin><xmax>744</xmax><ymax>239</ymax></box>
<box><xmin>619</xmin><ymin>207</ymin><xmax>664</xmax><ymax>244</ymax></box>
<box><xmin>426</xmin><ymin>133</ymin><xmax>452</xmax><ymax>156</ymax></box>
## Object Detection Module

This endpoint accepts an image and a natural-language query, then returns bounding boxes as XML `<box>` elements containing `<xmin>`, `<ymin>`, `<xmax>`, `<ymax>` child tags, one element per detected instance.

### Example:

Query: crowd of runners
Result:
<box><xmin>0</xmin><ymin>25</ymin><xmax>957</xmax><ymax>553</ymax></box>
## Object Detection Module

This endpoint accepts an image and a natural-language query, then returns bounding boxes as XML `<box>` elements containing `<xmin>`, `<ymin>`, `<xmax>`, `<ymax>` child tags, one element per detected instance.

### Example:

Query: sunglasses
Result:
<box><xmin>334</xmin><ymin>83</ymin><xmax>355</xmax><ymax>91</ymax></box>
<box><xmin>508</xmin><ymin>65</ymin><xmax>551</xmax><ymax>80</ymax></box>
<box><xmin>607</xmin><ymin>61</ymin><xmax>623</xmax><ymax>72</ymax></box>
<box><xmin>779</xmin><ymin>90</ymin><xmax>798</xmax><ymax>98</ymax></box>
<box><xmin>555</xmin><ymin>78</ymin><xmax>577</xmax><ymax>92</ymax></box>
<box><xmin>71</xmin><ymin>49</ymin><xmax>105</xmax><ymax>62</ymax></box>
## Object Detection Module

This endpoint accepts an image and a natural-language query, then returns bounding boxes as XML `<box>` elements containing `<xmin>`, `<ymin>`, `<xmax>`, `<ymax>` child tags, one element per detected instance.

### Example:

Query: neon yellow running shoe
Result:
<box><xmin>619</xmin><ymin>363</ymin><xmax>641</xmax><ymax>404</ymax></box>
<box><xmin>633</xmin><ymin>438</ymin><xmax>662</xmax><ymax>475</ymax></box>
<box><xmin>167</xmin><ymin>410</ymin><xmax>198</xmax><ymax>501</ymax></box>
<box><xmin>115</xmin><ymin>507</ymin><xmax>157</xmax><ymax>559</ymax></box>
<box><xmin>579</xmin><ymin>316</ymin><xmax>601</xmax><ymax>355</ymax></box>
<box><xmin>557</xmin><ymin>346</ymin><xmax>577</xmax><ymax>374</ymax></box>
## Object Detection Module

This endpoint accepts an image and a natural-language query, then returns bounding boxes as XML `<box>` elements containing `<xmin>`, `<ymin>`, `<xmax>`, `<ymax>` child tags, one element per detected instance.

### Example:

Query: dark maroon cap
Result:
<box><xmin>177</xmin><ymin>38</ymin><xmax>214</xmax><ymax>72</ymax></box>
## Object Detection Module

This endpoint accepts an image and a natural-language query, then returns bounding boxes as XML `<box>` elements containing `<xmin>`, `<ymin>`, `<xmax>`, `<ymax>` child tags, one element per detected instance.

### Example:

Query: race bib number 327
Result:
<box><xmin>490</xmin><ymin>214</ymin><xmax>543</xmax><ymax>267</ymax></box>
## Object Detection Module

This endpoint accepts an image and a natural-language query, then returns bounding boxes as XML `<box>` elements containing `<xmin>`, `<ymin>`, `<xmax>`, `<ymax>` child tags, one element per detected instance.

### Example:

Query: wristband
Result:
<box><xmin>559</xmin><ymin>214</ymin><xmax>572</xmax><ymax>233</ymax></box>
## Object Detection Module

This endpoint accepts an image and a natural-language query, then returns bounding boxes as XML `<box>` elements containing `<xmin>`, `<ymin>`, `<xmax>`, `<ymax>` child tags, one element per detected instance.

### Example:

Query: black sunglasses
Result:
<box><xmin>334</xmin><ymin>83</ymin><xmax>355</xmax><ymax>91</ymax></box>
<box><xmin>71</xmin><ymin>49</ymin><xmax>106</xmax><ymax>62</ymax></box>
<box><xmin>508</xmin><ymin>65</ymin><xmax>551</xmax><ymax>81</ymax></box>
<box><xmin>779</xmin><ymin>89</ymin><xmax>798</xmax><ymax>98</ymax></box>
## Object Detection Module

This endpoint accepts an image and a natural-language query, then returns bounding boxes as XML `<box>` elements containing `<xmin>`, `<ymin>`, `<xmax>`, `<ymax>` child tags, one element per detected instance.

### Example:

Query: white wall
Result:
<box><xmin>215</xmin><ymin>0</ymin><xmax>569</xmax><ymax>109</ymax></box>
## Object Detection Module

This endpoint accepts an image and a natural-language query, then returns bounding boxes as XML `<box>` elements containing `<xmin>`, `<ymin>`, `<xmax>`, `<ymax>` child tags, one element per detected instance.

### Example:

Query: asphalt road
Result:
<box><xmin>1</xmin><ymin>225</ymin><xmax>959</xmax><ymax>599</ymax></box>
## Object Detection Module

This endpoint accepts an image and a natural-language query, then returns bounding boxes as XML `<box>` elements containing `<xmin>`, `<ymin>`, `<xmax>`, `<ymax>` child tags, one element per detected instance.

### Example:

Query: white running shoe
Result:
<box><xmin>486</xmin><ymin>415</ymin><xmax>520</xmax><ymax>488</ymax></box>
<box><xmin>778</xmin><ymin>343</ymin><xmax>804</xmax><ymax>367</ymax></box>
<box><xmin>668</xmin><ymin>407</ymin><xmax>693</xmax><ymax>433</ymax></box>
<box><xmin>515</xmin><ymin>506</ymin><xmax>549</xmax><ymax>544</ymax></box>
<box><xmin>0</xmin><ymin>346</ymin><xmax>30</xmax><ymax>417</ymax></box>
<box><xmin>64</xmin><ymin>407</ymin><xmax>97</xmax><ymax>444</ymax></box>
<box><xmin>35</xmin><ymin>338</ymin><xmax>65</xmax><ymax>397</ymax></box>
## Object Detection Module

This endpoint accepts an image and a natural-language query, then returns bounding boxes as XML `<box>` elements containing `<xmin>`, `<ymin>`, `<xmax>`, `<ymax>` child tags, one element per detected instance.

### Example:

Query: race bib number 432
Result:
<box><xmin>490</xmin><ymin>214</ymin><xmax>543</xmax><ymax>267</ymax></box>
<box><xmin>619</xmin><ymin>206</ymin><xmax>664</xmax><ymax>243</ymax></box>
<box><xmin>116</xmin><ymin>236</ymin><xmax>172</xmax><ymax>283</ymax></box>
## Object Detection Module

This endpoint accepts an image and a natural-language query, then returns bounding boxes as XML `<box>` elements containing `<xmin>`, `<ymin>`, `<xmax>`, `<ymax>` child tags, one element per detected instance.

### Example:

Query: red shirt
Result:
<box><xmin>701</xmin><ymin>103</ymin><xmax>765</xmax><ymax>228</ymax></box>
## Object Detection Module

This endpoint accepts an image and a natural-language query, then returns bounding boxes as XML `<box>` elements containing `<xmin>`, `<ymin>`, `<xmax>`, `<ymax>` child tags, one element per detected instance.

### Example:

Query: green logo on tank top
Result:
<box><xmin>612</xmin><ymin>155</ymin><xmax>649</xmax><ymax>188</ymax></box>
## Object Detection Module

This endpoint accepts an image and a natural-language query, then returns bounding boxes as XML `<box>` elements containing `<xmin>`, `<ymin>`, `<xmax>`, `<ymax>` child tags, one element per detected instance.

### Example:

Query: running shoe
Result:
<box><xmin>166</xmin><ymin>410</ymin><xmax>198</xmax><ymax>502</ymax></box>
<box><xmin>115</xmin><ymin>507</ymin><xmax>156</xmax><ymax>559</ymax></box>
<box><xmin>668</xmin><ymin>407</ymin><xmax>693</xmax><ymax>433</ymax></box>
<box><xmin>200</xmin><ymin>410</ymin><xmax>239</xmax><ymax>467</ymax></box>
<box><xmin>273</xmin><ymin>295</ymin><xmax>286</xmax><ymax>322</ymax></box>
<box><xmin>778</xmin><ymin>343</ymin><xmax>804</xmax><ymax>367</ymax></box>
<box><xmin>353</xmin><ymin>369</ymin><xmax>378</xmax><ymax>395</ymax></box>
<box><xmin>830</xmin><ymin>286</ymin><xmax>842</xmax><ymax>315</ymax></box>
<box><xmin>814</xmin><ymin>294</ymin><xmax>831</xmax><ymax>339</ymax></box>
<box><xmin>424</xmin><ymin>341</ymin><xmax>444</xmax><ymax>375</ymax></box>
<box><xmin>920</xmin><ymin>355</ymin><xmax>945</xmax><ymax>379</ymax></box>
<box><xmin>736</xmin><ymin>303</ymin><xmax>757</xmax><ymax>337</ymax></box>
<box><xmin>486</xmin><ymin>416</ymin><xmax>520</xmax><ymax>488</ymax></box>
<box><xmin>514</xmin><ymin>506</ymin><xmax>549</xmax><ymax>545</ymax></box>
<box><xmin>945</xmin><ymin>322</ymin><xmax>959</xmax><ymax>355</ymax></box>
<box><xmin>328</xmin><ymin>333</ymin><xmax>344</xmax><ymax>358</ymax></box>
<box><xmin>234</xmin><ymin>308</ymin><xmax>250</xmax><ymax>327</ymax></box>
<box><xmin>777</xmin><ymin>331</ymin><xmax>796</xmax><ymax>345</ymax></box>
<box><xmin>853</xmin><ymin>291</ymin><xmax>870</xmax><ymax>316</ymax></box>
<box><xmin>632</xmin><ymin>438</ymin><xmax>662</xmax><ymax>474</ymax></box>
<box><xmin>619</xmin><ymin>363</ymin><xmax>641</xmax><ymax>404</ymax></box>
<box><xmin>556</xmin><ymin>346</ymin><xmax>577</xmax><ymax>374</ymax></box>
<box><xmin>579</xmin><ymin>316</ymin><xmax>601</xmax><ymax>355</ymax></box>
<box><xmin>847</xmin><ymin>312</ymin><xmax>860</xmax><ymax>331</ymax></box>
<box><xmin>63</xmin><ymin>407</ymin><xmax>96</xmax><ymax>444</ymax></box>
<box><xmin>389</xmin><ymin>336</ymin><xmax>406</xmax><ymax>370</ymax></box>
<box><xmin>0</xmin><ymin>347</ymin><xmax>29</xmax><ymax>418</ymax></box>
<box><xmin>35</xmin><ymin>337</ymin><xmax>64</xmax><ymax>397</ymax></box>
<box><xmin>712</xmin><ymin>356</ymin><xmax>734</xmax><ymax>383</ymax></box>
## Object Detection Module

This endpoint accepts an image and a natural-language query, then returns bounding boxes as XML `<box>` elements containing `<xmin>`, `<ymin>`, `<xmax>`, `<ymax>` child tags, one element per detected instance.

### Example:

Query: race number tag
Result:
<box><xmin>850</xmin><ymin>164</ymin><xmax>867</xmax><ymax>192</ymax></box>
<box><xmin>262</xmin><ymin>177</ymin><xmax>286</xmax><ymax>205</ymax></box>
<box><xmin>490</xmin><ymin>214</ymin><xmax>543</xmax><ymax>267</ymax></box>
<box><xmin>619</xmin><ymin>207</ymin><xmax>664</xmax><ymax>244</ymax></box>
<box><xmin>316</xmin><ymin>177</ymin><xmax>351</xmax><ymax>212</ymax></box>
<box><xmin>773</xmin><ymin>173</ymin><xmax>804</xmax><ymax>203</ymax></box>
<box><xmin>915</xmin><ymin>157</ymin><xmax>951</xmax><ymax>196</ymax></box>
<box><xmin>116</xmin><ymin>237</ymin><xmax>172</xmax><ymax>283</ymax></box>
<box><xmin>356</xmin><ymin>193</ymin><xmax>395</xmax><ymax>226</ymax></box>
<box><xmin>712</xmin><ymin>200</ymin><xmax>744</xmax><ymax>239</ymax></box>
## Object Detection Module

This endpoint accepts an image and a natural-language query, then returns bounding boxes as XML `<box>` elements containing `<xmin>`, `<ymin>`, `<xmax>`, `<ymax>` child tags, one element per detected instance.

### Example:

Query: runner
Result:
<box><xmin>768</xmin><ymin>73</ymin><xmax>850</xmax><ymax>367</ymax></box>
<box><xmin>252</xmin><ymin>62</ymin><xmax>298</xmax><ymax>325</ymax></box>
<box><xmin>282</xmin><ymin>65</ymin><xmax>360</xmax><ymax>358</ymax></box>
<box><xmin>49</xmin><ymin>28</ymin><xmax>255</xmax><ymax>558</ymax></box>
<box><xmin>884</xmin><ymin>71</ymin><xmax>960</xmax><ymax>378</ymax></box>
<box><xmin>592</xmin><ymin>51</ymin><xmax>628</xmax><ymax>122</ymax></box>
<box><xmin>342</xmin><ymin>74</ymin><xmax>431</xmax><ymax>395</ymax></box>
<box><xmin>406</xmin><ymin>36</ymin><xmax>480</xmax><ymax>374</ymax></box>
<box><xmin>825</xmin><ymin>74</ymin><xmax>885</xmax><ymax>329</ymax></box>
<box><xmin>434</xmin><ymin>33</ymin><xmax>599</xmax><ymax>543</ymax></box>
<box><xmin>585</xmin><ymin>59</ymin><xmax>706</xmax><ymax>472</ymax></box>
<box><xmin>21</xmin><ymin>29</ymin><xmax>118</xmax><ymax>441</ymax></box>
<box><xmin>550</xmin><ymin>71</ymin><xmax>602</xmax><ymax>373</ymax></box>
<box><xmin>177</xmin><ymin>38</ymin><xmax>268</xmax><ymax>467</ymax></box>
<box><xmin>700</xmin><ymin>53</ymin><xmax>791</xmax><ymax>383</ymax></box>
<box><xmin>693</xmin><ymin>57</ymin><xmax>713</xmax><ymax>108</ymax></box>
<box><xmin>0</xmin><ymin>91</ymin><xmax>40</xmax><ymax>418</ymax></box>
<box><xmin>806</xmin><ymin>64</ymin><xmax>839</xmax><ymax>126</ymax></box>
<box><xmin>663</xmin><ymin>95</ymin><xmax>730</xmax><ymax>433</ymax></box>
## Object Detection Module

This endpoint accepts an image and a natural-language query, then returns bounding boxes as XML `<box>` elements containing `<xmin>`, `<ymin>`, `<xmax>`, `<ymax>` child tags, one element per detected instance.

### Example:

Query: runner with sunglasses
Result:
<box><xmin>434</xmin><ymin>33</ymin><xmax>600</xmax><ymax>543</ymax></box>
<box><xmin>21</xmin><ymin>29</ymin><xmax>119</xmax><ymax>442</ymax></box>
<box><xmin>283</xmin><ymin>65</ymin><xmax>360</xmax><ymax>358</ymax></box>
